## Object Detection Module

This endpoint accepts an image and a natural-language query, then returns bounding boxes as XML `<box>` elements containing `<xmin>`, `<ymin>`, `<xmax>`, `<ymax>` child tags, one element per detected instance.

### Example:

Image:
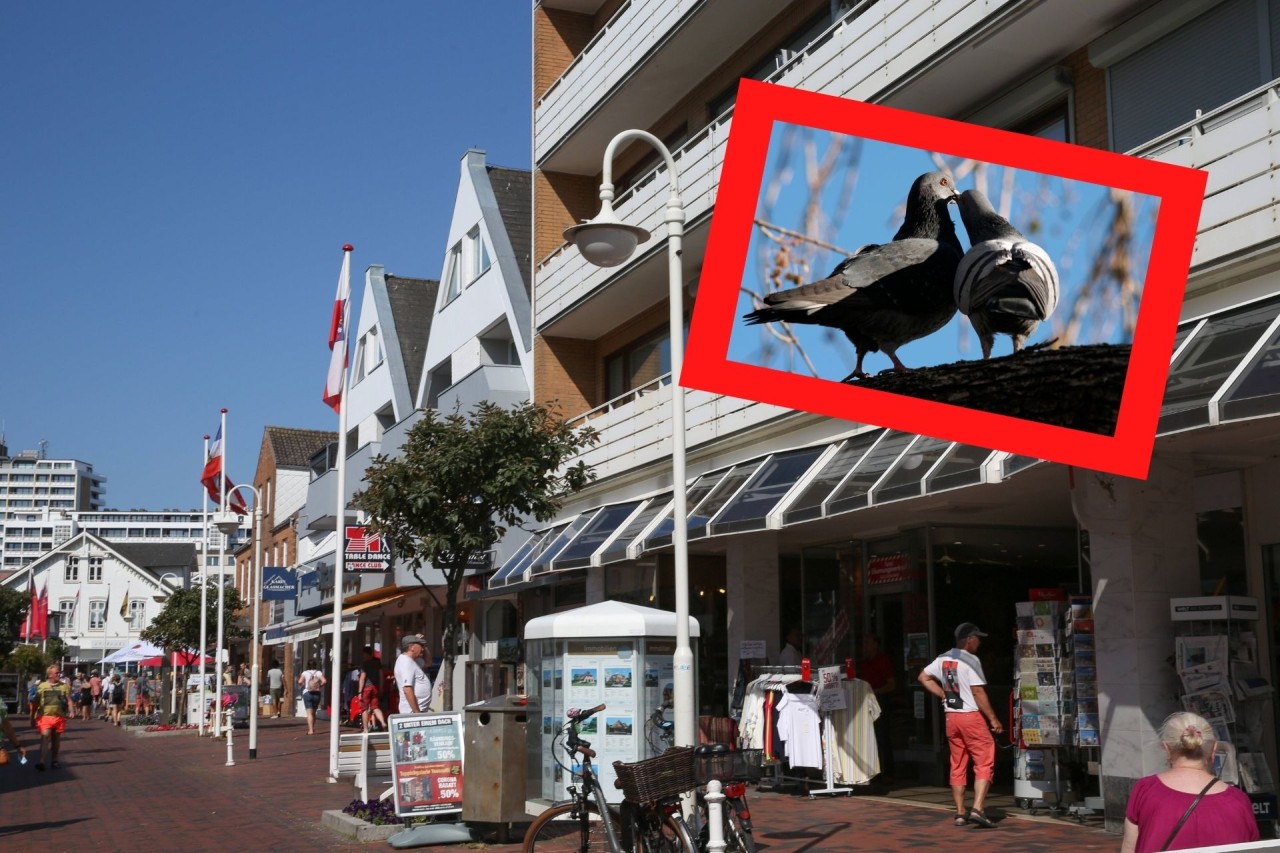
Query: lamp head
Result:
<box><xmin>564</xmin><ymin>199</ymin><xmax>650</xmax><ymax>268</ymax></box>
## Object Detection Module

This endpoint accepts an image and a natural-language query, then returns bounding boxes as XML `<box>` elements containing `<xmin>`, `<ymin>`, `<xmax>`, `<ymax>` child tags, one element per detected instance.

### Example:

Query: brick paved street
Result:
<box><xmin>1</xmin><ymin>713</ymin><xmax>1116</xmax><ymax>852</ymax></box>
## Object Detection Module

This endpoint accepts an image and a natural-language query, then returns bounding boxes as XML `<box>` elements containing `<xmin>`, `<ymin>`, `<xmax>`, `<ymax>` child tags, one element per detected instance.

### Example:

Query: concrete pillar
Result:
<box><xmin>1069</xmin><ymin>456</ymin><xmax>1200</xmax><ymax>831</ymax></box>
<box><xmin>725</xmin><ymin>531</ymin><xmax>780</xmax><ymax>709</ymax></box>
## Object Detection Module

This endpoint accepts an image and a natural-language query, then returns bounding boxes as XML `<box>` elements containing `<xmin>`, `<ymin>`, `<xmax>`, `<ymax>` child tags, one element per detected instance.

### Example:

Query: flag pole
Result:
<box><xmin>214</xmin><ymin>408</ymin><xmax>228</xmax><ymax>738</ymax></box>
<box><xmin>199</xmin><ymin>434</ymin><xmax>210</xmax><ymax>735</ymax></box>
<box><xmin>328</xmin><ymin>244</ymin><xmax>353</xmax><ymax>781</ymax></box>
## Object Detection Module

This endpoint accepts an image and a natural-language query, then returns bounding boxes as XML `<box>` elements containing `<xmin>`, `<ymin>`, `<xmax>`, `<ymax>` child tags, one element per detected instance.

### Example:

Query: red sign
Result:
<box><xmin>389</xmin><ymin>712</ymin><xmax>465</xmax><ymax>816</ymax></box>
<box><xmin>1028</xmin><ymin>588</ymin><xmax>1068</xmax><ymax>602</ymax></box>
<box><xmin>344</xmin><ymin>525</ymin><xmax>391</xmax><ymax>572</ymax></box>
<box><xmin>868</xmin><ymin>553</ymin><xmax>915</xmax><ymax>585</ymax></box>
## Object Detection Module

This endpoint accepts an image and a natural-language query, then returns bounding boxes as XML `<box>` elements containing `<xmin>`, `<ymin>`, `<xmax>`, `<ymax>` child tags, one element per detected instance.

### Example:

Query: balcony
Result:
<box><xmin>300</xmin><ymin>440</ymin><xmax>380</xmax><ymax>532</ymax></box>
<box><xmin>435</xmin><ymin>364</ymin><xmax>529</xmax><ymax>415</ymax></box>
<box><xmin>1134</xmin><ymin>81</ymin><xmax>1280</xmax><ymax>284</ymax></box>
<box><xmin>536</xmin><ymin>0</ymin><xmax>783</xmax><ymax>171</ymax></box>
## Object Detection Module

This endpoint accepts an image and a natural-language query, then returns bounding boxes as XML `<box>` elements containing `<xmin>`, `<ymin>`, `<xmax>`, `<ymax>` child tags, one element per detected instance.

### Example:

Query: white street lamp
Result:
<box><xmin>217</xmin><ymin>483</ymin><xmax>263</xmax><ymax>759</ymax></box>
<box><xmin>564</xmin><ymin>129</ymin><xmax>695</xmax><ymax>750</ymax></box>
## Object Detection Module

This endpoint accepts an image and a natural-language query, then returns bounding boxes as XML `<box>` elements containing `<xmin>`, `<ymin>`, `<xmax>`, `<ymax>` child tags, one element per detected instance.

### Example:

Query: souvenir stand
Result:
<box><xmin>523</xmin><ymin>600</ymin><xmax>700</xmax><ymax>807</ymax></box>
<box><xmin>1169</xmin><ymin>595</ymin><xmax>1275</xmax><ymax>834</ymax></box>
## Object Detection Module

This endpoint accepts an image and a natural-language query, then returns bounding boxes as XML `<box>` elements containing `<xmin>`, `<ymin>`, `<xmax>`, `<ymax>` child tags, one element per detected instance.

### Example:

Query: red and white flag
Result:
<box><xmin>201</xmin><ymin>424</ymin><xmax>248</xmax><ymax>515</ymax></box>
<box><xmin>323</xmin><ymin>245</ymin><xmax>354</xmax><ymax>412</ymax></box>
<box><xmin>22</xmin><ymin>580</ymin><xmax>48</xmax><ymax>641</ymax></box>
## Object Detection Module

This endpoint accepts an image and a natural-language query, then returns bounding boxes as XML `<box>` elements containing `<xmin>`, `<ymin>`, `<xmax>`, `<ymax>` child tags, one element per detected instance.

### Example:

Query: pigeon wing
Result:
<box><xmin>954</xmin><ymin>238</ymin><xmax>1059</xmax><ymax>320</ymax></box>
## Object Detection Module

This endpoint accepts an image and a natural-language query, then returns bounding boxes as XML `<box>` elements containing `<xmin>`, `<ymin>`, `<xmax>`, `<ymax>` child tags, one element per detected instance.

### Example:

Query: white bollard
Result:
<box><xmin>225</xmin><ymin>707</ymin><xmax>236</xmax><ymax>767</ymax></box>
<box><xmin>704</xmin><ymin>779</ymin><xmax>727</xmax><ymax>853</ymax></box>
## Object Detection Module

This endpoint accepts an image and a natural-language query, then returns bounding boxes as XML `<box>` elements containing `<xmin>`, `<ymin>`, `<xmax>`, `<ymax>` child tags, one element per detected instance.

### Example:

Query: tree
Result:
<box><xmin>141</xmin><ymin>581</ymin><xmax>250</xmax><ymax>656</ymax></box>
<box><xmin>4</xmin><ymin>644</ymin><xmax>48</xmax><ymax>679</ymax></box>
<box><xmin>0</xmin><ymin>586</ymin><xmax>28</xmax><ymax>659</ymax></box>
<box><xmin>357</xmin><ymin>401</ymin><xmax>598</xmax><ymax>710</ymax></box>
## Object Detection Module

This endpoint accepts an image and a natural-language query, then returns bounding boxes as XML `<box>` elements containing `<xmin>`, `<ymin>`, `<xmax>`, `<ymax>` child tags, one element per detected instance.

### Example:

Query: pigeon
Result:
<box><xmin>743</xmin><ymin>171</ymin><xmax>962</xmax><ymax>380</ymax></box>
<box><xmin>953</xmin><ymin>188</ymin><xmax>1060</xmax><ymax>359</ymax></box>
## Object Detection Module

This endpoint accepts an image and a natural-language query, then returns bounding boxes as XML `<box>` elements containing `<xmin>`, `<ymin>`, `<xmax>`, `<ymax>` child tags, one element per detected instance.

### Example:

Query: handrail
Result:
<box><xmin>1129</xmin><ymin>78</ymin><xmax>1280</xmax><ymax>158</ymax></box>
<box><xmin>567</xmin><ymin>372</ymin><xmax>673</xmax><ymax>427</ymax></box>
<box><xmin>536</xmin><ymin>0</ymin><xmax>635</xmax><ymax>107</ymax></box>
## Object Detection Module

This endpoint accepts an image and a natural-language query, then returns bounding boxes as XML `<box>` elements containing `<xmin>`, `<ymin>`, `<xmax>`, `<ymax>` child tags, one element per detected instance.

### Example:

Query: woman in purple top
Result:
<box><xmin>1121</xmin><ymin>711</ymin><xmax>1258</xmax><ymax>852</ymax></box>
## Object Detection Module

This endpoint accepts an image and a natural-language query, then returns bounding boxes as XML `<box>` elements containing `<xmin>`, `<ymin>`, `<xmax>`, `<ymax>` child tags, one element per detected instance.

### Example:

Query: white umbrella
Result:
<box><xmin>101</xmin><ymin>640</ymin><xmax>165</xmax><ymax>664</ymax></box>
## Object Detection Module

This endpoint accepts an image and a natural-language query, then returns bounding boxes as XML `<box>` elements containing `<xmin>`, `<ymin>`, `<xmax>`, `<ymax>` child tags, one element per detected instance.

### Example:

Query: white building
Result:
<box><xmin>2</xmin><ymin>531</ymin><xmax>195</xmax><ymax>665</ymax></box>
<box><xmin>0</xmin><ymin>441</ymin><xmax>106</xmax><ymax>571</ymax></box>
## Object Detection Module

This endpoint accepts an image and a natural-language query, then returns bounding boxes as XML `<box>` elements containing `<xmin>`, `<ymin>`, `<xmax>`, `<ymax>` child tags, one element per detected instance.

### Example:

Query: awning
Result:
<box><xmin>342</xmin><ymin>589</ymin><xmax>408</xmax><ymax>616</ymax></box>
<box><xmin>1161</xmin><ymin>293</ymin><xmax>1280</xmax><ymax>433</ymax></box>
<box><xmin>550</xmin><ymin>500</ymin><xmax>644</xmax><ymax>571</ymax></box>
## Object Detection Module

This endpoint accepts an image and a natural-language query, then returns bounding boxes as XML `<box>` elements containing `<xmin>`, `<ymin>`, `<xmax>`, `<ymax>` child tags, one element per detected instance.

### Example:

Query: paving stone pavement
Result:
<box><xmin>0</xmin><ymin>713</ymin><xmax>1116</xmax><ymax>852</ymax></box>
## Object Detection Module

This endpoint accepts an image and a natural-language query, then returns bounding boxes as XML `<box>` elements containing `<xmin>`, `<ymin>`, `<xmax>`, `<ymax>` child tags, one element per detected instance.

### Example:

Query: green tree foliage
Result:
<box><xmin>5</xmin><ymin>644</ymin><xmax>49</xmax><ymax>678</ymax></box>
<box><xmin>141</xmin><ymin>581</ymin><xmax>249</xmax><ymax>655</ymax></box>
<box><xmin>0</xmin><ymin>586</ymin><xmax>29</xmax><ymax>660</ymax></box>
<box><xmin>357</xmin><ymin>401</ymin><xmax>597</xmax><ymax>710</ymax></box>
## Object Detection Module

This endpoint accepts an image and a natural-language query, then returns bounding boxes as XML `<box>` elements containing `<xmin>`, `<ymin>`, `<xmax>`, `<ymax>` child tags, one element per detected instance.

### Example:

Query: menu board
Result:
<box><xmin>388</xmin><ymin>712</ymin><xmax>465</xmax><ymax>816</ymax></box>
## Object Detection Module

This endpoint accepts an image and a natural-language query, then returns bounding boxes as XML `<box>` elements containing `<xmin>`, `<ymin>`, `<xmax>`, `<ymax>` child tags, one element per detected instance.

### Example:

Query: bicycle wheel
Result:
<box><xmin>635</xmin><ymin>810</ymin><xmax>694</xmax><ymax>853</ymax></box>
<box><xmin>524</xmin><ymin>801</ymin><xmax>622</xmax><ymax>853</ymax></box>
<box><xmin>724</xmin><ymin>809</ymin><xmax>756</xmax><ymax>853</ymax></box>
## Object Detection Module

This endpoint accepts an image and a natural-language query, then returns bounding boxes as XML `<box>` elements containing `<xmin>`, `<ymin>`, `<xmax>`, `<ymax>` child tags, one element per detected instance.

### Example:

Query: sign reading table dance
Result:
<box><xmin>344</xmin><ymin>525</ymin><xmax>392</xmax><ymax>572</ymax></box>
<box><xmin>388</xmin><ymin>712</ymin><xmax>465</xmax><ymax>817</ymax></box>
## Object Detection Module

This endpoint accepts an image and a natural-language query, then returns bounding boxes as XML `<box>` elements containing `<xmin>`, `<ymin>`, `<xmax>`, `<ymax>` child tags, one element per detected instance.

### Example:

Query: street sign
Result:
<box><xmin>388</xmin><ymin>712</ymin><xmax>465</xmax><ymax>817</ymax></box>
<box><xmin>261</xmin><ymin>567</ymin><xmax>297</xmax><ymax>600</ymax></box>
<box><xmin>344</xmin><ymin>526</ymin><xmax>391</xmax><ymax>572</ymax></box>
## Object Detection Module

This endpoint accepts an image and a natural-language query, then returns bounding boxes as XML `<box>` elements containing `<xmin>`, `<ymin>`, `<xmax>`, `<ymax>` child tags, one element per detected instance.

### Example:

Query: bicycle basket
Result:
<box><xmin>613</xmin><ymin>747</ymin><xmax>697</xmax><ymax>803</ymax></box>
<box><xmin>695</xmin><ymin>748</ymin><xmax>763</xmax><ymax>784</ymax></box>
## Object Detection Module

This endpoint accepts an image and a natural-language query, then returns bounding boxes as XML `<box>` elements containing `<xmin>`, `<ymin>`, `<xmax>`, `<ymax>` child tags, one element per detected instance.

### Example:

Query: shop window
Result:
<box><xmin>1197</xmin><ymin>508</ymin><xmax>1248</xmax><ymax>595</ymax></box>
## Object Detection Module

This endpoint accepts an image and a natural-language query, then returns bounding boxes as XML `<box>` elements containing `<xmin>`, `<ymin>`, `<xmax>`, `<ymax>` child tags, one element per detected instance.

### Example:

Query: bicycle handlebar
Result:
<box><xmin>569</xmin><ymin>703</ymin><xmax>606</xmax><ymax>723</ymax></box>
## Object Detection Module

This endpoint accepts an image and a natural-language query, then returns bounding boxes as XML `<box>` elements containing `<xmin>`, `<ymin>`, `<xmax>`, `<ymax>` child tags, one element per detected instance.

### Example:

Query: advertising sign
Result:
<box><xmin>261</xmin><ymin>567</ymin><xmax>297</xmax><ymax>601</ymax></box>
<box><xmin>344</xmin><ymin>526</ymin><xmax>391</xmax><ymax>572</ymax></box>
<box><xmin>388</xmin><ymin>712</ymin><xmax>465</xmax><ymax>817</ymax></box>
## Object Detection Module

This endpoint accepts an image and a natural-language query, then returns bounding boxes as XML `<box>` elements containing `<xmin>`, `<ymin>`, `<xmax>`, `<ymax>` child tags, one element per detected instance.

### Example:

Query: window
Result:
<box><xmin>65</xmin><ymin>556</ymin><xmax>79</xmax><ymax>582</ymax></box>
<box><xmin>707</xmin><ymin>9</ymin><xmax>837</xmax><ymax>118</ymax></box>
<box><xmin>1103</xmin><ymin>0</ymin><xmax>1275</xmax><ymax>152</ymax></box>
<box><xmin>89</xmin><ymin>556</ymin><xmax>103</xmax><ymax>582</ymax></box>
<box><xmin>89</xmin><ymin>599</ymin><xmax>106</xmax><ymax>630</ymax></box>
<box><xmin>442</xmin><ymin>243</ymin><xmax>462</xmax><ymax>303</ymax></box>
<box><xmin>426</xmin><ymin>360</ymin><xmax>453</xmax><ymax>410</ymax></box>
<box><xmin>467</xmin><ymin>226</ymin><xmax>491</xmax><ymax>281</ymax></box>
<box><xmin>59</xmin><ymin>599</ymin><xmax>76</xmax><ymax>630</ymax></box>
<box><xmin>605</xmin><ymin>328</ymin><xmax>672</xmax><ymax>402</ymax></box>
<box><xmin>128</xmin><ymin>599</ymin><xmax>145</xmax><ymax>624</ymax></box>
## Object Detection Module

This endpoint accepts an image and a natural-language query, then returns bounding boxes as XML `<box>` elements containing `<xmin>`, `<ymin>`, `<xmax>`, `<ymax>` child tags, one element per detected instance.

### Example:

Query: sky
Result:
<box><xmin>1</xmin><ymin>4</ymin><xmax>531</xmax><ymax>510</ymax></box>
<box><xmin>728</xmin><ymin>125</ymin><xmax>1160</xmax><ymax>379</ymax></box>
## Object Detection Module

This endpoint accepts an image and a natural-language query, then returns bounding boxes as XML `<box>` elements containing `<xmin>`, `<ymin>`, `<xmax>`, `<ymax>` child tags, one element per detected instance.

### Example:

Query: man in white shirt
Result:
<box><xmin>394</xmin><ymin>634</ymin><xmax>433</xmax><ymax>715</ymax></box>
<box><xmin>778</xmin><ymin>627</ymin><xmax>804</xmax><ymax>667</ymax></box>
<box><xmin>918</xmin><ymin>622</ymin><xmax>1004</xmax><ymax>829</ymax></box>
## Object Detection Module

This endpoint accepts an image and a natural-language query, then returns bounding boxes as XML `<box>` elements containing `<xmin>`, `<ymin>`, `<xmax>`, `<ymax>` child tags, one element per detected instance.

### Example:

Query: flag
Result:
<box><xmin>323</xmin><ymin>245</ymin><xmax>353</xmax><ymax>412</ymax></box>
<box><xmin>201</xmin><ymin>424</ymin><xmax>249</xmax><ymax>515</ymax></box>
<box><xmin>37</xmin><ymin>582</ymin><xmax>48</xmax><ymax>638</ymax></box>
<box><xmin>21</xmin><ymin>578</ymin><xmax>37</xmax><ymax>640</ymax></box>
<box><xmin>120</xmin><ymin>589</ymin><xmax>131</xmax><ymax>620</ymax></box>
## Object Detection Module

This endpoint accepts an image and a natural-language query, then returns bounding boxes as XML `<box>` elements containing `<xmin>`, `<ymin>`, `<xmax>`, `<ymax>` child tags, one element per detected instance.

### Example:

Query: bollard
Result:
<box><xmin>225</xmin><ymin>707</ymin><xmax>236</xmax><ymax>767</ymax></box>
<box><xmin>704</xmin><ymin>779</ymin><xmax>726</xmax><ymax>853</ymax></box>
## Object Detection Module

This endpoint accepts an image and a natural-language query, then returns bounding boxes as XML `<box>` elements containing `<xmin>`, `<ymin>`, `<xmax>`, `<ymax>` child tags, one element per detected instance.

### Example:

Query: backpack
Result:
<box><xmin>306</xmin><ymin>672</ymin><xmax>323</xmax><ymax>692</ymax></box>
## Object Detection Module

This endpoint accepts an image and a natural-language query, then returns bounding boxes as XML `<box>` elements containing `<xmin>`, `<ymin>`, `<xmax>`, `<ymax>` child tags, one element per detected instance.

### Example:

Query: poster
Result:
<box><xmin>388</xmin><ymin>712</ymin><xmax>465</xmax><ymax>816</ymax></box>
<box><xmin>564</xmin><ymin>641</ymin><xmax>637</xmax><ymax>798</ymax></box>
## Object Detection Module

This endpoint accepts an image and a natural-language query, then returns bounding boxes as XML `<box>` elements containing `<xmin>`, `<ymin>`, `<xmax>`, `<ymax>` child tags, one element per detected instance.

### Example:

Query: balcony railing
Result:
<box><xmin>1133</xmin><ymin>80</ymin><xmax>1280</xmax><ymax>276</ymax></box>
<box><xmin>535</xmin><ymin>0</ymin><xmax>997</xmax><ymax>330</ymax></box>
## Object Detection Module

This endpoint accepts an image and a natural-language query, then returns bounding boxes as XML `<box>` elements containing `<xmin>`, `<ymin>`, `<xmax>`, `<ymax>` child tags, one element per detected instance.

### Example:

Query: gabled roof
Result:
<box><xmin>488</xmin><ymin>165</ymin><xmax>531</xmax><ymax>296</ymax></box>
<box><xmin>266</xmin><ymin>427</ymin><xmax>338</xmax><ymax>469</ymax></box>
<box><xmin>385</xmin><ymin>275</ymin><xmax>440</xmax><ymax>404</ymax></box>
<box><xmin>112</xmin><ymin>542</ymin><xmax>197</xmax><ymax>573</ymax></box>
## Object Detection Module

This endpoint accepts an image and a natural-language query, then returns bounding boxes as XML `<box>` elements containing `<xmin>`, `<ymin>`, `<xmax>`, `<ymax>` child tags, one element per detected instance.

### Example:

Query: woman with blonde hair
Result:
<box><xmin>1121</xmin><ymin>711</ymin><xmax>1258</xmax><ymax>852</ymax></box>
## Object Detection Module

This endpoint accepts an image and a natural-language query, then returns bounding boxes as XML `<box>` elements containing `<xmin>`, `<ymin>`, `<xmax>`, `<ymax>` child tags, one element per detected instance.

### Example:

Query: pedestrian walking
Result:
<box><xmin>357</xmin><ymin>645</ymin><xmax>387</xmax><ymax>732</ymax></box>
<box><xmin>1121</xmin><ymin>711</ymin><xmax>1258</xmax><ymax>852</ymax></box>
<box><xmin>108</xmin><ymin>675</ymin><xmax>126</xmax><ymax>726</ymax></box>
<box><xmin>918</xmin><ymin>622</ymin><xmax>1004</xmax><ymax>829</ymax></box>
<box><xmin>394</xmin><ymin>634</ymin><xmax>433</xmax><ymax>715</ymax></box>
<box><xmin>1</xmin><ymin>700</ymin><xmax>28</xmax><ymax>766</ymax></box>
<box><xmin>34</xmin><ymin>664</ymin><xmax>71</xmax><ymax>771</ymax></box>
<box><xmin>266</xmin><ymin>660</ymin><xmax>284</xmax><ymax>718</ymax></box>
<box><xmin>297</xmin><ymin>661</ymin><xmax>326</xmax><ymax>736</ymax></box>
<box><xmin>89</xmin><ymin>672</ymin><xmax>103</xmax><ymax>719</ymax></box>
<box><xmin>26</xmin><ymin>675</ymin><xmax>40</xmax><ymax>727</ymax></box>
<box><xmin>134</xmin><ymin>672</ymin><xmax>152</xmax><ymax>717</ymax></box>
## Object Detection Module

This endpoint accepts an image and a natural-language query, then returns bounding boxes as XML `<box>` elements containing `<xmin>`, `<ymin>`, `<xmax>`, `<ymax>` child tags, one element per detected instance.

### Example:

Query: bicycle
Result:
<box><xmin>522</xmin><ymin>703</ymin><xmax>698</xmax><ymax>853</ymax></box>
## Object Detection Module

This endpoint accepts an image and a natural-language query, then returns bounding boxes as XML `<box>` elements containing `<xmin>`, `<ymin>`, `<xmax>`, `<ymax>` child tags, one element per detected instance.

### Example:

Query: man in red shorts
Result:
<box><xmin>34</xmin><ymin>663</ymin><xmax>71</xmax><ymax>771</ymax></box>
<box><xmin>918</xmin><ymin>623</ymin><xmax>1004</xmax><ymax>829</ymax></box>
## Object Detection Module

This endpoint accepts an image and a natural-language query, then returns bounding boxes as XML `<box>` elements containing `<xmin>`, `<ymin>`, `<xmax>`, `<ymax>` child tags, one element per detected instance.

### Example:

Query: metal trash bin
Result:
<box><xmin>462</xmin><ymin>695</ymin><xmax>530</xmax><ymax>829</ymax></box>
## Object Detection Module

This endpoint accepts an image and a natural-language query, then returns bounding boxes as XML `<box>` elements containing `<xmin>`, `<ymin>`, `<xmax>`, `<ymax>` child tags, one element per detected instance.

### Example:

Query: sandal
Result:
<box><xmin>953</xmin><ymin>814</ymin><xmax>968</xmax><ymax>827</ymax></box>
<box><xmin>968</xmin><ymin>809</ymin><xmax>996</xmax><ymax>828</ymax></box>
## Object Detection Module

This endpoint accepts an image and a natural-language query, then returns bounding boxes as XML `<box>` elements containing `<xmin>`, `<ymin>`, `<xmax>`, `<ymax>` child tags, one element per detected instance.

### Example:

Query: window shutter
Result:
<box><xmin>1109</xmin><ymin>0</ymin><xmax>1261</xmax><ymax>152</ymax></box>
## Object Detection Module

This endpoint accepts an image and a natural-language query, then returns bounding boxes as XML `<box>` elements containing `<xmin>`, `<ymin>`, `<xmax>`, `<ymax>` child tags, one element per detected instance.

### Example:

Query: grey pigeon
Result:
<box><xmin>743</xmin><ymin>171</ymin><xmax>962</xmax><ymax>380</ymax></box>
<box><xmin>954</xmin><ymin>188</ymin><xmax>1060</xmax><ymax>359</ymax></box>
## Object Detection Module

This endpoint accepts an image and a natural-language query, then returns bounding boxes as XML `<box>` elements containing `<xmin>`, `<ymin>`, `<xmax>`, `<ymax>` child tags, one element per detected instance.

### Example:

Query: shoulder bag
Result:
<box><xmin>1160</xmin><ymin>776</ymin><xmax>1220</xmax><ymax>851</ymax></box>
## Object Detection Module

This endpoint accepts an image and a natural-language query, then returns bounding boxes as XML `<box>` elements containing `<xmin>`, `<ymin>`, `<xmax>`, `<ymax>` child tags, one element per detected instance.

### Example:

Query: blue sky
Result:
<box><xmin>1</xmin><ymin>4</ymin><xmax>530</xmax><ymax>509</ymax></box>
<box><xmin>728</xmin><ymin>125</ymin><xmax>1160</xmax><ymax>378</ymax></box>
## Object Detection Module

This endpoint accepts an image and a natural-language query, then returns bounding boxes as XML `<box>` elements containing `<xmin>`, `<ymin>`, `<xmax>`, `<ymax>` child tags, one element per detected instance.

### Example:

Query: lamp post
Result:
<box><xmin>564</xmin><ymin>129</ymin><xmax>694</xmax><ymax>750</ymax></box>
<box><xmin>216</xmin><ymin>484</ymin><xmax>263</xmax><ymax>758</ymax></box>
